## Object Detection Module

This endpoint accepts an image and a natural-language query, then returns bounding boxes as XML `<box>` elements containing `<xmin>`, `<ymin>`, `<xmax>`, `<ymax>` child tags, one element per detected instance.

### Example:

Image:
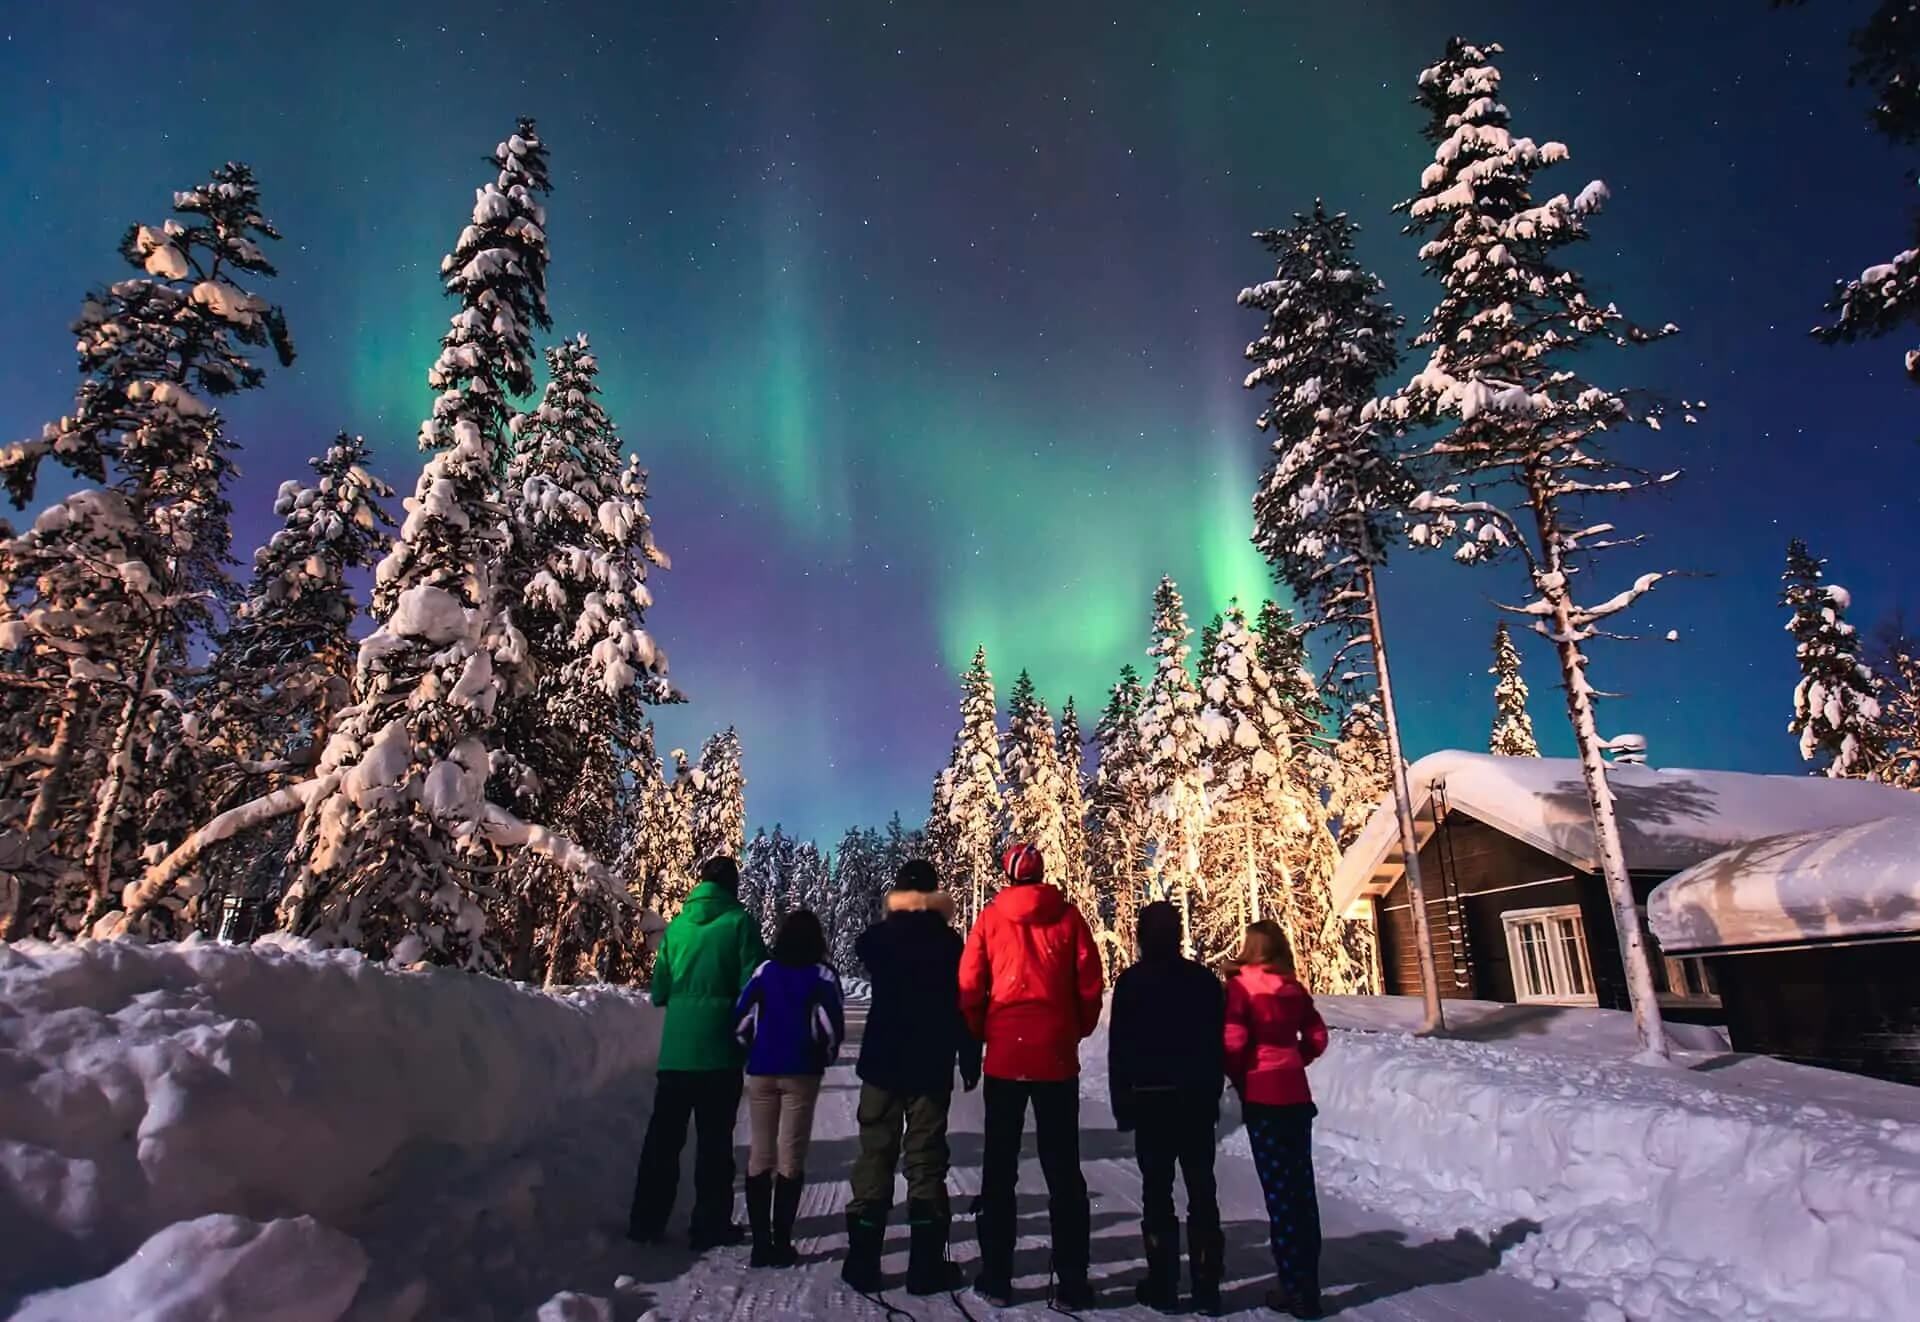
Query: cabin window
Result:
<box><xmin>1502</xmin><ymin>905</ymin><xmax>1598</xmax><ymax>1005</ymax></box>
<box><xmin>1636</xmin><ymin>906</ymin><xmax>1721</xmax><ymax>1006</ymax></box>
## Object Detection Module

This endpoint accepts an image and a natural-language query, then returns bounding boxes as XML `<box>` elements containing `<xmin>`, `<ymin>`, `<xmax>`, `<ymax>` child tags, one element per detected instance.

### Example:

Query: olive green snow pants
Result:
<box><xmin>847</xmin><ymin>1083</ymin><xmax>954</xmax><ymax>1218</ymax></box>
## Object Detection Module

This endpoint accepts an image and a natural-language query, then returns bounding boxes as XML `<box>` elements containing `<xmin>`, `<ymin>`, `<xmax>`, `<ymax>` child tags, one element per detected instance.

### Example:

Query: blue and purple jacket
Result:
<box><xmin>733</xmin><ymin>958</ymin><xmax>846</xmax><ymax>1077</ymax></box>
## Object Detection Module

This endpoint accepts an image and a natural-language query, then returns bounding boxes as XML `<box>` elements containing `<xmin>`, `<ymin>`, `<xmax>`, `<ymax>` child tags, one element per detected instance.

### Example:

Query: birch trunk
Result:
<box><xmin>1534</xmin><ymin>536</ymin><xmax>1671</xmax><ymax>1062</ymax></box>
<box><xmin>79</xmin><ymin>636</ymin><xmax>161</xmax><ymax>926</ymax></box>
<box><xmin>1361</xmin><ymin>562</ymin><xmax>1446</xmax><ymax>1034</ymax></box>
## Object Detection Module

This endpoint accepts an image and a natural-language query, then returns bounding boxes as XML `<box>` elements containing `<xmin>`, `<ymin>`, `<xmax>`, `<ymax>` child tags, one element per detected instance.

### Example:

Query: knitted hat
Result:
<box><xmin>1000</xmin><ymin>842</ymin><xmax>1045</xmax><ymax>885</ymax></box>
<box><xmin>893</xmin><ymin>859</ymin><xmax>939</xmax><ymax>893</ymax></box>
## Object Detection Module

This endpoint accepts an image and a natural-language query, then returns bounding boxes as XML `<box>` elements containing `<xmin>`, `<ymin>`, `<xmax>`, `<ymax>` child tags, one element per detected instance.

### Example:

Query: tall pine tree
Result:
<box><xmin>1386</xmin><ymin>39</ymin><xmax>1687</xmax><ymax>1058</ymax></box>
<box><xmin>1782</xmin><ymin>540</ymin><xmax>1885</xmax><ymax>778</ymax></box>
<box><xmin>691</xmin><ymin>727</ymin><xmax>747</xmax><ymax>863</ymax></box>
<box><xmin>1488</xmin><ymin>621</ymin><xmax>1541</xmax><ymax>757</ymax></box>
<box><xmin>1088</xmin><ymin>665</ymin><xmax>1149</xmax><ymax>978</ymax></box>
<box><xmin>1134</xmin><ymin>577</ymin><xmax>1211</xmax><ymax>954</ymax></box>
<box><xmin>1</xmin><ymin>164</ymin><xmax>295</xmax><ymax>936</ymax></box>
<box><xmin>928</xmin><ymin>646</ymin><xmax>1003</xmax><ymax>926</ymax></box>
<box><xmin>1053</xmin><ymin>696</ymin><xmax>1095</xmax><ymax>920</ymax></box>
<box><xmin>1238</xmin><ymin>200</ymin><xmax>1441</xmax><ymax>1025</ymax></box>
<box><xmin>1002</xmin><ymin>671</ymin><xmax>1071</xmax><ymax>878</ymax></box>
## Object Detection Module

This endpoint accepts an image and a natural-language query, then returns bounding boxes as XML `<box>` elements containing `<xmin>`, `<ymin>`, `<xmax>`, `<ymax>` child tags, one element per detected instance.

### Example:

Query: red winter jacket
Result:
<box><xmin>1223</xmin><ymin>965</ymin><xmax>1329</xmax><ymax>1107</ymax></box>
<box><xmin>958</xmin><ymin>882</ymin><xmax>1104</xmax><ymax>1082</ymax></box>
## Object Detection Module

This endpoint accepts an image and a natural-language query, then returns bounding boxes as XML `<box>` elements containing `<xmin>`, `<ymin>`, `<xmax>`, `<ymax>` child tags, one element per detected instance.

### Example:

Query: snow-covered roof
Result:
<box><xmin>1330</xmin><ymin>750</ymin><xmax>1920</xmax><ymax>917</ymax></box>
<box><xmin>1647</xmin><ymin>815</ymin><xmax>1920</xmax><ymax>954</ymax></box>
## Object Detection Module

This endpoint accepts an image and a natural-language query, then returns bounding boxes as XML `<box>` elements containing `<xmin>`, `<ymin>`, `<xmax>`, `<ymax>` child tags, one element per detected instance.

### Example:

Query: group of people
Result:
<box><xmin>626</xmin><ymin>843</ymin><xmax>1331</xmax><ymax>1318</ymax></box>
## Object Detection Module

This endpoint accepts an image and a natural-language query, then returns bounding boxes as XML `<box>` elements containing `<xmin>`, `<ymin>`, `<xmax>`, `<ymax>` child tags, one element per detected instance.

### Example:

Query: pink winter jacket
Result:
<box><xmin>1223</xmin><ymin>965</ymin><xmax>1329</xmax><ymax>1107</ymax></box>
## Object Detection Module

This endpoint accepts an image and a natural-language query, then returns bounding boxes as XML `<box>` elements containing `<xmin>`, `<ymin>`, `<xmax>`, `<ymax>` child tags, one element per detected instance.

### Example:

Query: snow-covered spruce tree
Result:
<box><xmin>1325</xmin><ymin>697</ymin><xmax>1392</xmax><ymax>851</ymax></box>
<box><xmin>1087</xmin><ymin>664</ymin><xmax>1149</xmax><ymax>978</ymax></box>
<box><xmin>0</xmin><ymin>164</ymin><xmax>296</xmax><ymax>936</ymax></box>
<box><xmin>1197</xmin><ymin>607</ymin><xmax>1372</xmax><ymax>990</ymax></box>
<box><xmin>737</xmin><ymin>825</ymin><xmax>773</xmax><ymax>927</ymax></box>
<box><xmin>495</xmin><ymin>333</ymin><xmax>677</xmax><ymax>977</ymax></box>
<box><xmin>146</xmin><ymin>123</ymin><xmax>607</xmax><ymax>967</ymax></box>
<box><xmin>1238</xmin><ymin>199</ymin><xmax>1442</xmax><ymax>1025</ymax></box>
<box><xmin>691</xmin><ymin>727</ymin><xmax>746</xmax><ymax>863</ymax></box>
<box><xmin>878</xmin><ymin>811</ymin><xmax>923</xmax><ymax>879</ymax></box>
<box><xmin>1002</xmin><ymin>670</ymin><xmax>1071</xmax><ymax>873</ymax></box>
<box><xmin>1877</xmin><ymin>648</ymin><xmax>1920</xmax><ymax>789</ymax></box>
<box><xmin>1384</xmin><ymin>39</ymin><xmax>1690</xmax><ymax>1059</ymax></box>
<box><xmin>1781</xmin><ymin>540</ymin><xmax>1885</xmax><ymax>778</ymax></box>
<box><xmin>652</xmin><ymin>748</ymin><xmax>700</xmax><ymax>922</ymax></box>
<box><xmin>184</xmin><ymin>434</ymin><xmax>396</xmax><ymax>933</ymax></box>
<box><xmin>790</xmin><ymin>838</ymin><xmax>831</xmax><ymax>925</ymax></box>
<box><xmin>1488</xmin><ymin>620</ymin><xmax>1541</xmax><ymax>757</ymax></box>
<box><xmin>204</xmin><ymin>434</ymin><xmax>396</xmax><ymax>794</ymax></box>
<box><xmin>829</xmin><ymin>825</ymin><xmax>885</xmax><ymax>974</ymax></box>
<box><xmin>1254</xmin><ymin>599</ymin><xmax>1326</xmax><ymax>749</ymax></box>
<box><xmin>923</xmin><ymin>767</ymin><xmax>959</xmax><ymax>897</ymax></box>
<box><xmin>1053</xmin><ymin>696</ymin><xmax>1095</xmax><ymax>919</ymax></box>
<box><xmin>930</xmin><ymin>646</ymin><xmax>1003</xmax><ymax>927</ymax></box>
<box><xmin>1134</xmin><ymin>577</ymin><xmax>1212</xmax><ymax>955</ymax></box>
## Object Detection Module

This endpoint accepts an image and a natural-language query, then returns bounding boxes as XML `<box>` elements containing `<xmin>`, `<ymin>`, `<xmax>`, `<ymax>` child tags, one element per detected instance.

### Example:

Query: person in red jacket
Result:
<box><xmin>957</xmin><ymin>842</ymin><xmax>1104</xmax><ymax>1309</ymax></box>
<box><xmin>1224</xmin><ymin>920</ymin><xmax>1330</xmax><ymax>1320</ymax></box>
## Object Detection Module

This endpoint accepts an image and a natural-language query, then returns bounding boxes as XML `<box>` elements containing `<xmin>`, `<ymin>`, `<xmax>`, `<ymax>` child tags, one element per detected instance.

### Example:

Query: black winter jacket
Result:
<box><xmin>855</xmin><ymin>889</ymin><xmax>983</xmax><ymax>1094</ymax></box>
<box><xmin>1108</xmin><ymin>953</ymin><xmax>1226</xmax><ymax>1129</ymax></box>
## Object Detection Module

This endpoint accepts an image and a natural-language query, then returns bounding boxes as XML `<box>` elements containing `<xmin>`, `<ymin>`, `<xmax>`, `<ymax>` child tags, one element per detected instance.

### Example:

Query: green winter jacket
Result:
<box><xmin>651</xmin><ymin>882</ymin><xmax>768</xmax><ymax>1072</ymax></box>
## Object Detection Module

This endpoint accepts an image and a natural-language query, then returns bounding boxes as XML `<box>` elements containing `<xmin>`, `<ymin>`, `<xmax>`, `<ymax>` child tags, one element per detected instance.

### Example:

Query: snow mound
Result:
<box><xmin>0</xmin><ymin>936</ymin><xmax>660</xmax><ymax>1310</ymax></box>
<box><xmin>1649</xmin><ymin>815</ymin><xmax>1920</xmax><ymax>953</ymax></box>
<box><xmin>12</xmin><ymin>1214</ymin><xmax>367</xmax><ymax>1322</ymax></box>
<box><xmin>1306</xmin><ymin>1026</ymin><xmax>1920</xmax><ymax>1321</ymax></box>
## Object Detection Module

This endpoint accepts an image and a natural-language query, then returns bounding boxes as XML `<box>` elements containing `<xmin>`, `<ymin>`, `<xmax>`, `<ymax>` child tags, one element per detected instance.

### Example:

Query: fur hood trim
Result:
<box><xmin>886</xmin><ymin>888</ymin><xmax>956</xmax><ymax>921</ymax></box>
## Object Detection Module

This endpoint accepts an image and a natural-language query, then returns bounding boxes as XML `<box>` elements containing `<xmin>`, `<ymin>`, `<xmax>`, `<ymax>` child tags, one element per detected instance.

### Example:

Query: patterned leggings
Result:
<box><xmin>1244</xmin><ymin>1102</ymin><xmax>1322</xmax><ymax>1295</ymax></box>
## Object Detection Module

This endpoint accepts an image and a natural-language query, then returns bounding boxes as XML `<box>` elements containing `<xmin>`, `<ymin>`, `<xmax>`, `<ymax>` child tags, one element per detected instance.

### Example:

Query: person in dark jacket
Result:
<box><xmin>842</xmin><ymin>860</ymin><xmax>982</xmax><ymax>1296</ymax></box>
<box><xmin>734</xmin><ymin>909</ymin><xmax>845</xmax><ymax>1267</ymax></box>
<box><xmin>627</xmin><ymin>856</ymin><xmax>768</xmax><ymax>1250</ymax></box>
<box><xmin>959</xmin><ymin>842</ymin><xmax>1104</xmax><ymax>1310</ymax></box>
<box><xmin>1109</xmin><ymin>901</ymin><xmax>1227</xmax><ymax>1314</ymax></box>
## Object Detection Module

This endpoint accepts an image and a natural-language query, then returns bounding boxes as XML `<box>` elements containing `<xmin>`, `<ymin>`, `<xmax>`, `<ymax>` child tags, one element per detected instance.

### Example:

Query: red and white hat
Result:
<box><xmin>1000</xmin><ymin>841</ymin><xmax>1045</xmax><ymax>884</ymax></box>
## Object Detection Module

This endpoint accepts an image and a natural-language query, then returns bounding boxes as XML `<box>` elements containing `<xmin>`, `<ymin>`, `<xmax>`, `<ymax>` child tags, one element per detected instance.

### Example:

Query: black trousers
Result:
<box><xmin>1244</xmin><ymin>1102</ymin><xmax>1322</xmax><ymax>1295</ymax></box>
<box><xmin>978</xmin><ymin>1077</ymin><xmax>1090</xmax><ymax>1281</ymax></box>
<box><xmin>1133</xmin><ymin>1091</ymin><xmax>1220</xmax><ymax>1233</ymax></box>
<box><xmin>629</xmin><ymin>1068</ymin><xmax>744</xmax><ymax>1238</ymax></box>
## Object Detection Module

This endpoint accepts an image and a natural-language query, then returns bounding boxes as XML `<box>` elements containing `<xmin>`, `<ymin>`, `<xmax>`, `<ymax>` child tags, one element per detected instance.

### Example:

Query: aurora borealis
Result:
<box><xmin>3</xmin><ymin>3</ymin><xmax>1917</xmax><ymax>842</ymax></box>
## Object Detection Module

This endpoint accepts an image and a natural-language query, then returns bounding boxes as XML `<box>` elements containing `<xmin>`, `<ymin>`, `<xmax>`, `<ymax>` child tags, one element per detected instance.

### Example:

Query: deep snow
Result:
<box><xmin>3</xmin><ymin>943</ymin><xmax>1916</xmax><ymax>1321</ymax></box>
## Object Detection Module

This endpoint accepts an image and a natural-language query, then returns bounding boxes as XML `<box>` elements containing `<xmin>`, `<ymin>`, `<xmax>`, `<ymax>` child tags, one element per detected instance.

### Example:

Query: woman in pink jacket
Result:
<box><xmin>1223</xmin><ymin>921</ymin><xmax>1329</xmax><ymax>1319</ymax></box>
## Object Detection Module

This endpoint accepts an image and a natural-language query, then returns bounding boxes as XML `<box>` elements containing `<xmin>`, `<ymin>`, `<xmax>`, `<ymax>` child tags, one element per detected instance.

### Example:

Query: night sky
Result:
<box><xmin>3</xmin><ymin>3</ymin><xmax>1915</xmax><ymax>843</ymax></box>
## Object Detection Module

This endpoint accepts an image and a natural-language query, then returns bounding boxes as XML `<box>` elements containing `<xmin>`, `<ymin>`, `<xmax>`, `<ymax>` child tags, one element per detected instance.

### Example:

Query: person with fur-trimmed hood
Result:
<box><xmin>959</xmin><ymin>842</ymin><xmax>1104</xmax><ymax>1309</ymax></box>
<box><xmin>841</xmin><ymin>859</ymin><xmax>982</xmax><ymax>1296</ymax></box>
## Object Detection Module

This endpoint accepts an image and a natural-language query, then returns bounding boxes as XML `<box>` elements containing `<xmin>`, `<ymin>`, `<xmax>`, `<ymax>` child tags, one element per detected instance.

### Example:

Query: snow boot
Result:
<box><xmin>1264</xmin><ymin>1282</ymin><xmax>1324</xmax><ymax>1320</ymax></box>
<box><xmin>905</xmin><ymin>1199</ymin><xmax>962</xmax><ymax>1296</ymax></box>
<box><xmin>1134</xmin><ymin>1219</ymin><xmax>1180</xmax><ymax>1312</ymax></box>
<box><xmin>841</xmin><ymin>1208</ymin><xmax>886</xmax><ymax>1292</ymax></box>
<box><xmin>769</xmin><ymin>1172</ymin><xmax>803</xmax><ymax>1267</ymax></box>
<box><xmin>1048</xmin><ymin>1191</ymin><xmax>1095</xmax><ymax>1310</ymax></box>
<box><xmin>973</xmin><ymin>1192</ymin><xmax>1015</xmax><ymax>1305</ymax></box>
<box><xmin>745</xmin><ymin>1172</ymin><xmax>774</xmax><ymax>1268</ymax></box>
<box><xmin>1187</xmin><ymin>1219</ymin><xmax>1225</xmax><ymax>1316</ymax></box>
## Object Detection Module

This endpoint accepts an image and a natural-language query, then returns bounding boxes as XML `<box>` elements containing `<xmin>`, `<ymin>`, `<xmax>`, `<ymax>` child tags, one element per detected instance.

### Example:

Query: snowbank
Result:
<box><xmin>0</xmin><ymin>936</ymin><xmax>660</xmax><ymax>1314</ymax></box>
<box><xmin>1303</xmin><ymin>1023</ymin><xmax>1920</xmax><ymax>1321</ymax></box>
<box><xmin>1649</xmin><ymin>815</ymin><xmax>1920</xmax><ymax>953</ymax></box>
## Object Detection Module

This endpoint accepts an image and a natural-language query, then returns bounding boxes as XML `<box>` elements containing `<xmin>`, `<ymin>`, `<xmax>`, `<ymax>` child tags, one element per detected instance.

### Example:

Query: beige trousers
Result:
<box><xmin>745</xmin><ymin>1074</ymin><xmax>823</xmax><ymax>1178</ymax></box>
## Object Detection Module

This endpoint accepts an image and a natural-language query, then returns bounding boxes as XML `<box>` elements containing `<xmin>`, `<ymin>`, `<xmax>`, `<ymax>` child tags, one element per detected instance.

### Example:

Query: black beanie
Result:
<box><xmin>699</xmin><ymin>855</ymin><xmax>740</xmax><ymax>892</ymax></box>
<box><xmin>893</xmin><ymin>859</ymin><xmax>938</xmax><ymax>893</ymax></box>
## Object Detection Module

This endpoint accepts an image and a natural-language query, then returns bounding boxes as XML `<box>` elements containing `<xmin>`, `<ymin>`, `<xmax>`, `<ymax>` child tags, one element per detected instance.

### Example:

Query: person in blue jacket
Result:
<box><xmin>733</xmin><ymin>908</ymin><xmax>845</xmax><ymax>1267</ymax></box>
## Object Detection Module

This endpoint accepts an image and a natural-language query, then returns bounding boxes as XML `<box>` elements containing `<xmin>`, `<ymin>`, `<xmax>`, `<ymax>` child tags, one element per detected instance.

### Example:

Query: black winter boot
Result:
<box><xmin>972</xmin><ymin>1195</ymin><xmax>1015</xmax><ymax>1306</ymax></box>
<box><xmin>906</xmin><ymin>1198</ymin><xmax>962</xmax><ymax>1296</ymax></box>
<box><xmin>1264</xmin><ymin>1282</ymin><xmax>1324</xmax><ymax>1319</ymax></box>
<box><xmin>1048</xmin><ymin>1192</ymin><xmax>1095</xmax><ymax>1310</ymax></box>
<box><xmin>1187</xmin><ymin>1220</ymin><xmax>1225</xmax><ymax>1316</ymax></box>
<box><xmin>841</xmin><ymin>1207</ymin><xmax>886</xmax><ymax>1292</ymax></box>
<box><xmin>769</xmin><ymin>1173</ymin><xmax>803</xmax><ymax>1267</ymax></box>
<box><xmin>745</xmin><ymin>1172</ymin><xmax>774</xmax><ymax>1267</ymax></box>
<box><xmin>1134</xmin><ymin>1219</ymin><xmax>1180</xmax><ymax>1312</ymax></box>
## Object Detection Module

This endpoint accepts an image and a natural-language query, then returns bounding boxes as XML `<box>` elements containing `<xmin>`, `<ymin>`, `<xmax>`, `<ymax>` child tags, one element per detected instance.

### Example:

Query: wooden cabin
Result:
<box><xmin>1650</xmin><ymin>815</ymin><xmax>1920</xmax><ymax>1086</ymax></box>
<box><xmin>1330</xmin><ymin>752</ymin><xmax>1920</xmax><ymax>1026</ymax></box>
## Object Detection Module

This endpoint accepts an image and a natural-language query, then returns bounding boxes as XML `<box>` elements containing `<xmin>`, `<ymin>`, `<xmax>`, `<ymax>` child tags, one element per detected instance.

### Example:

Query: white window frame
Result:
<box><xmin>1502</xmin><ymin>904</ymin><xmax>1599</xmax><ymax>1006</ymax></box>
<box><xmin>1637</xmin><ymin>906</ymin><xmax>1723</xmax><ymax>1007</ymax></box>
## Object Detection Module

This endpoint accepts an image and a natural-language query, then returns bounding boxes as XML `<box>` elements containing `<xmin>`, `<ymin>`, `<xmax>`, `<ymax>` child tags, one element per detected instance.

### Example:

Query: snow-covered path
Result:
<box><xmin>620</xmin><ymin>1004</ymin><xmax>1593</xmax><ymax>1321</ymax></box>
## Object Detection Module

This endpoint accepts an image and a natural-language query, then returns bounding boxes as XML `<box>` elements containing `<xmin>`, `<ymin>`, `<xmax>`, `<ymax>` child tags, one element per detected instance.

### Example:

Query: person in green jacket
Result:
<box><xmin>628</xmin><ymin>855</ymin><xmax>769</xmax><ymax>1249</ymax></box>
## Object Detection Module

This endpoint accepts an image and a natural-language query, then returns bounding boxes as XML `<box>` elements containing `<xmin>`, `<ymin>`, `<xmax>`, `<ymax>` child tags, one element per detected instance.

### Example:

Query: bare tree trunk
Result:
<box><xmin>80</xmin><ymin>637</ymin><xmax>161</xmax><ymax>929</ymax></box>
<box><xmin>25</xmin><ymin>696</ymin><xmax>80</xmax><ymax>835</ymax></box>
<box><xmin>1542</xmin><ymin>578</ymin><xmax>1671</xmax><ymax>1063</ymax></box>
<box><xmin>1361</xmin><ymin>562</ymin><xmax>1446</xmax><ymax>1035</ymax></box>
<box><xmin>1243</xmin><ymin>810</ymin><xmax>1261</xmax><ymax>925</ymax></box>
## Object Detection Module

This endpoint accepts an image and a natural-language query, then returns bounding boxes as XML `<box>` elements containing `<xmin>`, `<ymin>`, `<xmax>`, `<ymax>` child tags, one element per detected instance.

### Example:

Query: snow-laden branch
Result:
<box><xmin>119</xmin><ymin>772</ymin><xmax>342</xmax><ymax>917</ymax></box>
